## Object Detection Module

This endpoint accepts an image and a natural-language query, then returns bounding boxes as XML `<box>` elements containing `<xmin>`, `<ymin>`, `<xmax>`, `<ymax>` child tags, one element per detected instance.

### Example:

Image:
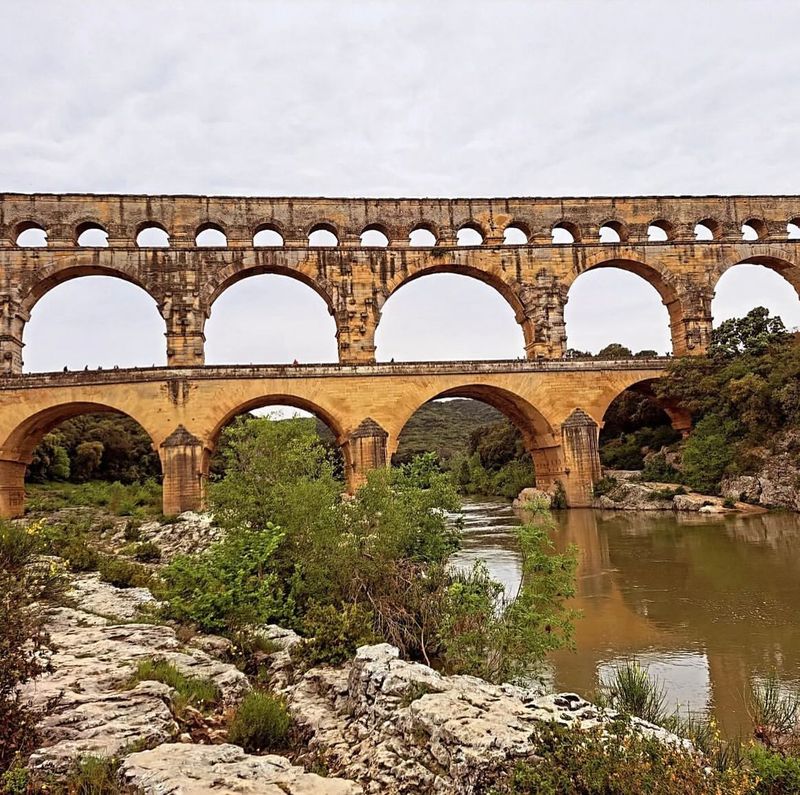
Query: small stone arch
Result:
<box><xmin>14</xmin><ymin>220</ymin><xmax>48</xmax><ymax>247</ymax></box>
<box><xmin>456</xmin><ymin>221</ymin><xmax>486</xmax><ymax>246</ymax></box>
<box><xmin>252</xmin><ymin>221</ymin><xmax>286</xmax><ymax>246</ymax></box>
<box><xmin>695</xmin><ymin>218</ymin><xmax>721</xmax><ymax>241</ymax></box>
<box><xmin>598</xmin><ymin>219</ymin><xmax>629</xmax><ymax>243</ymax></box>
<box><xmin>407</xmin><ymin>221</ymin><xmax>439</xmax><ymax>246</ymax></box>
<box><xmin>307</xmin><ymin>221</ymin><xmax>340</xmax><ymax>246</ymax></box>
<box><xmin>360</xmin><ymin>223</ymin><xmax>391</xmax><ymax>247</ymax></box>
<box><xmin>503</xmin><ymin>221</ymin><xmax>531</xmax><ymax>244</ymax></box>
<box><xmin>75</xmin><ymin>220</ymin><xmax>110</xmax><ymax>247</ymax></box>
<box><xmin>741</xmin><ymin>218</ymin><xmax>768</xmax><ymax>241</ymax></box>
<box><xmin>552</xmin><ymin>220</ymin><xmax>581</xmax><ymax>244</ymax></box>
<box><xmin>195</xmin><ymin>222</ymin><xmax>228</xmax><ymax>247</ymax></box>
<box><xmin>647</xmin><ymin>219</ymin><xmax>674</xmax><ymax>242</ymax></box>
<box><xmin>136</xmin><ymin>221</ymin><xmax>171</xmax><ymax>247</ymax></box>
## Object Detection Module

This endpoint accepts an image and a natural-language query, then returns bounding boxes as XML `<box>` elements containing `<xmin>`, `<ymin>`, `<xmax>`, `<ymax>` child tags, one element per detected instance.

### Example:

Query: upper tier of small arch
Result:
<box><xmin>4</xmin><ymin>193</ymin><xmax>800</xmax><ymax>249</ymax></box>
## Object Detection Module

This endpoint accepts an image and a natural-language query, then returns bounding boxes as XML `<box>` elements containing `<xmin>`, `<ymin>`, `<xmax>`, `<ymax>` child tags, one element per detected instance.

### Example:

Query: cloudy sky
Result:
<box><xmin>4</xmin><ymin>0</ymin><xmax>800</xmax><ymax>373</ymax></box>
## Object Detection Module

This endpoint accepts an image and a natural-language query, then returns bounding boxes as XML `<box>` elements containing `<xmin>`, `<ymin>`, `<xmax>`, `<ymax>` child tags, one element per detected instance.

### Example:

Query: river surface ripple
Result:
<box><xmin>449</xmin><ymin>500</ymin><xmax>800</xmax><ymax>736</ymax></box>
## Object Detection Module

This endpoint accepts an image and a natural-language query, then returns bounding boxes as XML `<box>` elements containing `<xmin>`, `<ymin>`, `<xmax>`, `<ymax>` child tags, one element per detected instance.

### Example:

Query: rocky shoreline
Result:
<box><xmin>20</xmin><ymin>567</ymin><xmax>687</xmax><ymax>794</ymax></box>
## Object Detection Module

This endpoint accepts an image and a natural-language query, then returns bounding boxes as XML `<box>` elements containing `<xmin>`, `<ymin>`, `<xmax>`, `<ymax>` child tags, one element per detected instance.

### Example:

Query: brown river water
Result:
<box><xmin>450</xmin><ymin>501</ymin><xmax>800</xmax><ymax>737</ymax></box>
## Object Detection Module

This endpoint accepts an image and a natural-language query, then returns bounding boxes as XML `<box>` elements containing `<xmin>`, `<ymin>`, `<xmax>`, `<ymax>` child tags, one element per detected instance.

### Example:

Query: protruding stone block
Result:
<box><xmin>348</xmin><ymin>417</ymin><xmax>388</xmax><ymax>489</ymax></box>
<box><xmin>560</xmin><ymin>408</ymin><xmax>602</xmax><ymax>507</ymax></box>
<box><xmin>160</xmin><ymin>425</ymin><xmax>205</xmax><ymax>516</ymax></box>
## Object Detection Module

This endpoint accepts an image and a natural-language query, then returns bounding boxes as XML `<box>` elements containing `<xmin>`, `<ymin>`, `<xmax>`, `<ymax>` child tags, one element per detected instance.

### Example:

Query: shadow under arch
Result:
<box><xmin>391</xmin><ymin>382</ymin><xmax>561</xmax><ymax>490</ymax></box>
<box><xmin>566</xmin><ymin>256</ymin><xmax>682</xmax><ymax>354</ymax></box>
<box><xmin>596</xmin><ymin>375</ymin><xmax>689</xmax><ymax>438</ymax></box>
<box><xmin>2</xmin><ymin>400</ymin><xmax>163</xmax><ymax>461</ymax></box>
<box><xmin>378</xmin><ymin>262</ymin><xmax>531</xmax><ymax>357</ymax></box>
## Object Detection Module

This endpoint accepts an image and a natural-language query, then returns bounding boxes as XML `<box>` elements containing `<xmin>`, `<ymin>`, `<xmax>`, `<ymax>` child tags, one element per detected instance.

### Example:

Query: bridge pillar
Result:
<box><xmin>0</xmin><ymin>295</ymin><xmax>28</xmax><ymax>375</ymax></box>
<box><xmin>560</xmin><ymin>409</ymin><xmax>602</xmax><ymax>507</ymax></box>
<box><xmin>517</xmin><ymin>276</ymin><xmax>567</xmax><ymax>359</ymax></box>
<box><xmin>0</xmin><ymin>460</ymin><xmax>27</xmax><ymax>518</ymax></box>
<box><xmin>160</xmin><ymin>425</ymin><xmax>206</xmax><ymax>516</ymax></box>
<box><xmin>668</xmin><ymin>287</ymin><xmax>713</xmax><ymax>356</ymax></box>
<box><xmin>161</xmin><ymin>292</ymin><xmax>207</xmax><ymax>367</ymax></box>
<box><xmin>336</xmin><ymin>296</ymin><xmax>379</xmax><ymax>364</ymax></box>
<box><xmin>347</xmin><ymin>418</ymin><xmax>388</xmax><ymax>489</ymax></box>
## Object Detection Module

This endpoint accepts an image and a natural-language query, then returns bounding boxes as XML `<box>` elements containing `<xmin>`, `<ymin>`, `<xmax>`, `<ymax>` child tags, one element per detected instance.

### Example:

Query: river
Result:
<box><xmin>451</xmin><ymin>500</ymin><xmax>800</xmax><ymax>737</ymax></box>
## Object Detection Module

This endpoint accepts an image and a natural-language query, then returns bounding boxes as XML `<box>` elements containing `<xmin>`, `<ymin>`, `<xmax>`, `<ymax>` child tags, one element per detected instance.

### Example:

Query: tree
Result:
<box><xmin>710</xmin><ymin>306</ymin><xmax>788</xmax><ymax>359</ymax></box>
<box><xmin>597</xmin><ymin>343</ymin><xmax>633</xmax><ymax>359</ymax></box>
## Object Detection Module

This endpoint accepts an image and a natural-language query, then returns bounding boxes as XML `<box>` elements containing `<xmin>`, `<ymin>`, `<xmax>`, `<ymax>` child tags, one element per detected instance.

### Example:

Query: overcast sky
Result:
<box><xmin>4</xmin><ymin>0</ymin><xmax>800</xmax><ymax>374</ymax></box>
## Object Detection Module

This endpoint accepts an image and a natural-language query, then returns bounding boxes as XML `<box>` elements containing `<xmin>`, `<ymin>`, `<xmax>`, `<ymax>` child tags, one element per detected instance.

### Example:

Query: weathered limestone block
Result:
<box><xmin>120</xmin><ymin>744</ymin><xmax>363</xmax><ymax>794</ymax></box>
<box><xmin>284</xmin><ymin>643</ymin><xmax>687</xmax><ymax>794</ymax></box>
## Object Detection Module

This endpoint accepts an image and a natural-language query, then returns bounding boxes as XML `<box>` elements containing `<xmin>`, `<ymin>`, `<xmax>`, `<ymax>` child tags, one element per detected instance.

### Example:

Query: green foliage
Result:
<box><xmin>132</xmin><ymin>541</ymin><xmax>161</xmax><ymax>562</ymax></box>
<box><xmin>596</xmin><ymin>342</ymin><xmax>633</xmax><ymax>359</ymax></box>
<box><xmin>592</xmin><ymin>476</ymin><xmax>617</xmax><ymax>497</ymax></box>
<box><xmin>157</xmin><ymin>524</ymin><xmax>285</xmax><ymax>633</ymax></box>
<box><xmin>0</xmin><ymin>761</ymin><xmax>28</xmax><ymax>794</ymax></box>
<box><xmin>26</xmin><ymin>480</ymin><xmax>162</xmax><ymax>518</ymax></box>
<box><xmin>681</xmin><ymin>414</ymin><xmax>738</xmax><ymax>493</ymax></box>
<box><xmin>97</xmin><ymin>555</ymin><xmax>152</xmax><ymax>589</ymax></box>
<box><xmin>711</xmin><ymin>306</ymin><xmax>789</xmax><ymax>359</ymax></box>
<box><xmin>748</xmin><ymin>675</ymin><xmax>800</xmax><ymax>752</ymax></box>
<box><xmin>440</xmin><ymin>501</ymin><xmax>577</xmax><ymax>683</ymax></box>
<box><xmin>62</xmin><ymin>755</ymin><xmax>122</xmax><ymax>794</ymax></box>
<box><xmin>130</xmin><ymin>659</ymin><xmax>220</xmax><ymax>713</ymax></box>
<box><xmin>489</xmin><ymin>721</ymin><xmax>753</xmax><ymax>795</ymax></box>
<box><xmin>746</xmin><ymin>743</ymin><xmax>800</xmax><ymax>794</ymax></box>
<box><xmin>598</xmin><ymin>660</ymin><xmax>669</xmax><ymax>725</ymax></box>
<box><xmin>0</xmin><ymin>520</ymin><xmax>68</xmax><ymax>771</ymax></box>
<box><xmin>639</xmin><ymin>452</ymin><xmax>682</xmax><ymax>483</ymax></box>
<box><xmin>227</xmin><ymin>691</ymin><xmax>291</xmax><ymax>753</ymax></box>
<box><xmin>292</xmin><ymin>602</ymin><xmax>377</xmax><ymax>667</ymax></box>
<box><xmin>27</xmin><ymin>413</ymin><xmax>160</xmax><ymax>485</ymax></box>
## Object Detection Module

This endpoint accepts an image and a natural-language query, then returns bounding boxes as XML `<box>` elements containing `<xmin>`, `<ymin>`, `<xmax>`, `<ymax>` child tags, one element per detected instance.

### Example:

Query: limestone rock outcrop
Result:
<box><xmin>282</xmin><ymin>643</ymin><xmax>686</xmax><ymax>794</ymax></box>
<box><xmin>120</xmin><ymin>743</ymin><xmax>363</xmax><ymax>794</ymax></box>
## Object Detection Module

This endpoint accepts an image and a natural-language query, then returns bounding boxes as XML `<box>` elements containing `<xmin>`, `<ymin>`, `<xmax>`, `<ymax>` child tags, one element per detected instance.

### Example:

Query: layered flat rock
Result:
<box><xmin>120</xmin><ymin>743</ymin><xmax>363</xmax><ymax>794</ymax></box>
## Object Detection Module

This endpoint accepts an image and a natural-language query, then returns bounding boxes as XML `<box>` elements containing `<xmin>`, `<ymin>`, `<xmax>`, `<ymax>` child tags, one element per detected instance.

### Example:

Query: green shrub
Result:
<box><xmin>0</xmin><ymin>759</ymin><xmax>28</xmax><ymax>794</ymax></box>
<box><xmin>227</xmin><ymin>691</ymin><xmax>291</xmax><ymax>753</ymax></box>
<box><xmin>746</xmin><ymin>743</ymin><xmax>800</xmax><ymax>793</ymax></box>
<box><xmin>292</xmin><ymin>602</ymin><xmax>377</xmax><ymax>667</ymax></box>
<box><xmin>62</xmin><ymin>538</ymin><xmax>102</xmax><ymax>572</ymax></box>
<box><xmin>133</xmin><ymin>541</ymin><xmax>161</xmax><ymax>563</ymax></box>
<box><xmin>598</xmin><ymin>660</ymin><xmax>668</xmax><ymax>725</ymax></box>
<box><xmin>748</xmin><ymin>675</ymin><xmax>800</xmax><ymax>751</ymax></box>
<box><xmin>639</xmin><ymin>452</ymin><xmax>682</xmax><ymax>483</ymax></box>
<box><xmin>129</xmin><ymin>659</ymin><xmax>219</xmax><ymax>713</ymax></box>
<box><xmin>489</xmin><ymin>721</ymin><xmax>753</xmax><ymax>795</ymax></box>
<box><xmin>97</xmin><ymin>556</ymin><xmax>151</xmax><ymax>589</ymax></box>
<box><xmin>592</xmin><ymin>476</ymin><xmax>617</xmax><ymax>498</ymax></box>
<box><xmin>123</xmin><ymin>520</ymin><xmax>142</xmax><ymax>541</ymax></box>
<box><xmin>62</xmin><ymin>755</ymin><xmax>122</xmax><ymax>794</ymax></box>
<box><xmin>681</xmin><ymin>414</ymin><xmax>738</xmax><ymax>493</ymax></box>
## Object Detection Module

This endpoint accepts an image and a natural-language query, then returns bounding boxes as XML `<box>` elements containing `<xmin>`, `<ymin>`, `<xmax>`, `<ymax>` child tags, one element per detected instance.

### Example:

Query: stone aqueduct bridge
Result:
<box><xmin>0</xmin><ymin>192</ymin><xmax>798</xmax><ymax>516</ymax></box>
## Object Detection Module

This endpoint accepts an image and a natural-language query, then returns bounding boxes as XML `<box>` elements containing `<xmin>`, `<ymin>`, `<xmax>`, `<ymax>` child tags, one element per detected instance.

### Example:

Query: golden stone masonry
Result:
<box><xmin>0</xmin><ymin>193</ymin><xmax>797</xmax><ymax>516</ymax></box>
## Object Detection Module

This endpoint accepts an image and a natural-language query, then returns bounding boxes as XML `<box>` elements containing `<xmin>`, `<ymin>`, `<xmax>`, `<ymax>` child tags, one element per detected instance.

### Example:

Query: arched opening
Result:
<box><xmin>788</xmin><ymin>220</ymin><xmax>800</xmax><ymax>240</ymax></box>
<box><xmin>456</xmin><ymin>224</ymin><xmax>484</xmax><ymax>246</ymax></box>
<box><xmin>393</xmin><ymin>384</ymin><xmax>554</xmax><ymax>504</ymax></box>
<box><xmin>16</xmin><ymin>222</ymin><xmax>47</xmax><ymax>247</ymax></box>
<box><xmin>375</xmin><ymin>272</ymin><xmax>526</xmax><ymax>361</ymax></box>
<box><xmin>408</xmin><ymin>225</ymin><xmax>437</xmax><ymax>247</ymax></box>
<box><xmin>253</xmin><ymin>225</ymin><xmax>284</xmax><ymax>247</ymax></box>
<box><xmin>647</xmin><ymin>221</ymin><xmax>672</xmax><ymax>242</ymax></box>
<box><xmin>598</xmin><ymin>384</ymin><xmax>681</xmax><ymax>476</ymax></box>
<box><xmin>136</xmin><ymin>223</ymin><xmax>170</xmax><ymax>248</ymax></box>
<box><xmin>360</xmin><ymin>226</ymin><xmax>389</xmax><ymax>247</ymax></box>
<box><xmin>205</xmin><ymin>273</ymin><xmax>338</xmax><ymax>364</ymax></box>
<box><xmin>207</xmin><ymin>397</ymin><xmax>347</xmax><ymax>486</ymax></box>
<box><xmin>599</xmin><ymin>221</ymin><xmax>627</xmax><ymax>243</ymax></box>
<box><xmin>712</xmin><ymin>262</ymin><xmax>800</xmax><ymax>330</ymax></box>
<box><xmin>2</xmin><ymin>402</ymin><xmax>163</xmax><ymax>519</ymax></box>
<box><xmin>695</xmin><ymin>219</ymin><xmax>720</xmax><ymax>241</ymax></box>
<box><xmin>741</xmin><ymin>219</ymin><xmax>767</xmax><ymax>241</ymax></box>
<box><xmin>308</xmin><ymin>224</ymin><xmax>338</xmax><ymax>247</ymax></box>
<box><xmin>552</xmin><ymin>222</ymin><xmax>578</xmax><ymax>244</ymax></box>
<box><xmin>76</xmin><ymin>222</ymin><xmax>109</xmax><ymax>247</ymax></box>
<box><xmin>196</xmin><ymin>224</ymin><xmax>227</xmax><ymax>247</ymax></box>
<box><xmin>565</xmin><ymin>263</ymin><xmax>673</xmax><ymax>356</ymax></box>
<box><xmin>23</xmin><ymin>276</ymin><xmax>166</xmax><ymax>372</ymax></box>
<box><xmin>503</xmin><ymin>224</ymin><xmax>529</xmax><ymax>245</ymax></box>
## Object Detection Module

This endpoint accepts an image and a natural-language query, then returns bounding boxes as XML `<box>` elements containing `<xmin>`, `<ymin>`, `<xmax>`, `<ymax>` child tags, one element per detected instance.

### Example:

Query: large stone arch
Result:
<box><xmin>565</xmin><ymin>254</ymin><xmax>691</xmax><ymax>355</ymax></box>
<box><xmin>377</xmin><ymin>261</ymin><xmax>533</xmax><ymax>357</ymax></box>
<box><xmin>712</xmin><ymin>252</ymin><xmax>800</xmax><ymax>299</ymax></box>
<box><xmin>390</xmin><ymin>382</ymin><xmax>564</xmax><ymax>495</ymax></box>
<box><xmin>0</xmin><ymin>400</ymin><xmax>163</xmax><ymax>518</ymax></box>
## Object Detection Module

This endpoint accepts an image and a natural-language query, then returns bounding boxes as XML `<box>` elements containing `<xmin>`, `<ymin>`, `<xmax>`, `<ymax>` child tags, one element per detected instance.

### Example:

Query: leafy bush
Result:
<box><xmin>592</xmin><ymin>476</ymin><xmax>618</xmax><ymax>498</ymax></box>
<box><xmin>639</xmin><ymin>452</ymin><xmax>682</xmax><ymax>483</ymax></box>
<box><xmin>292</xmin><ymin>602</ymin><xmax>377</xmax><ymax>667</ymax></box>
<box><xmin>129</xmin><ymin>659</ymin><xmax>219</xmax><ymax>713</ymax></box>
<box><xmin>746</xmin><ymin>743</ymin><xmax>800</xmax><ymax>793</ymax></box>
<box><xmin>227</xmin><ymin>691</ymin><xmax>291</xmax><ymax>753</ymax></box>
<box><xmin>97</xmin><ymin>555</ymin><xmax>152</xmax><ymax>589</ymax></box>
<box><xmin>26</xmin><ymin>480</ymin><xmax>162</xmax><ymax>518</ymax></box>
<box><xmin>123</xmin><ymin>520</ymin><xmax>142</xmax><ymax>541</ymax></box>
<box><xmin>489</xmin><ymin>721</ymin><xmax>753</xmax><ymax>795</ymax></box>
<box><xmin>681</xmin><ymin>414</ymin><xmax>738</xmax><ymax>493</ymax></box>
<box><xmin>133</xmin><ymin>541</ymin><xmax>161</xmax><ymax>562</ymax></box>
<box><xmin>62</xmin><ymin>755</ymin><xmax>122</xmax><ymax>794</ymax></box>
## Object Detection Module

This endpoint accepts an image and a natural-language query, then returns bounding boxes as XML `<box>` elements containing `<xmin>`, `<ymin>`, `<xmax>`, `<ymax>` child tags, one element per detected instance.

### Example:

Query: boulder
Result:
<box><xmin>283</xmin><ymin>643</ymin><xmax>688</xmax><ymax>794</ymax></box>
<box><xmin>720</xmin><ymin>475</ymin><xmax>762</xmax><ymax>505</ymax></box>
<box><xmin>512</xmin><ymin>488</ymin><xmax>551</xmax><ymax>509</ymax></box>
<box><xmin>120</xmin><ymin>743</ymin><xmax>362</xmax><ymax>794</ymax></box>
